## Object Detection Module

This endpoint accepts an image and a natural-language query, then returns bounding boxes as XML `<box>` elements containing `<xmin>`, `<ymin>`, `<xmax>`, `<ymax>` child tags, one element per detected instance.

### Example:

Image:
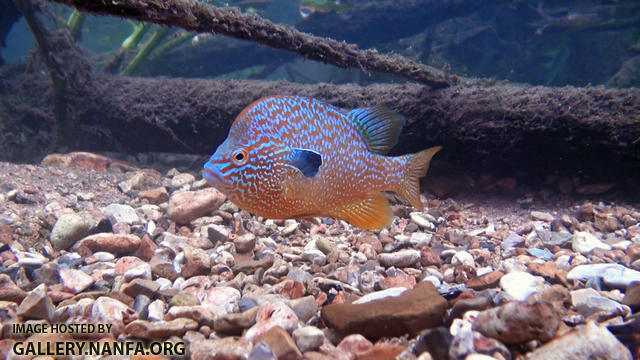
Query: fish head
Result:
<box><xmin>203</xmin><ymin>135</ymin><xmax>249</xmax><ymax>195</ymax></box>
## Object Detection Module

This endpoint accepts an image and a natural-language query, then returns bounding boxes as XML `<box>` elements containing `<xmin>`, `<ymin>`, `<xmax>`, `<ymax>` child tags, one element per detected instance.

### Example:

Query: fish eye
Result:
<box><xmin>232</xmin><ymin>149</ymin><xmax>248</xmax><ymax>165</ymax></box>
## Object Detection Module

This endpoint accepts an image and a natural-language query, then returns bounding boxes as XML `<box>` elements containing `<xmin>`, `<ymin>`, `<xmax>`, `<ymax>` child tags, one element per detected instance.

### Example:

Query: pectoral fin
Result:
<box><xmin>290</xmin><ymin>148</ymin><xmax>322</xmax><ymax>178</ymax></box>
<box><xmin>328</xmin><ymin>192</ymin><xmax>393</xmax><ymax>229</ymax></box>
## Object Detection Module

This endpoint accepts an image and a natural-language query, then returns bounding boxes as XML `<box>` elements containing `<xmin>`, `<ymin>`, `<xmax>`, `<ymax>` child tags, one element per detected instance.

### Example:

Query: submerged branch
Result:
<box><xmin>48</xmin><ymin>0</ymin><xmax>456</xmax><ymax>88</ymax></box>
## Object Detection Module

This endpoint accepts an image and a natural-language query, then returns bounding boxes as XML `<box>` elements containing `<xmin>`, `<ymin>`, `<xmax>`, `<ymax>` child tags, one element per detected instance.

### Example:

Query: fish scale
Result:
<box><xmin>204</xmin><ymin>95</ymin><xmax>441</xmax><ymax>229</ymax></box>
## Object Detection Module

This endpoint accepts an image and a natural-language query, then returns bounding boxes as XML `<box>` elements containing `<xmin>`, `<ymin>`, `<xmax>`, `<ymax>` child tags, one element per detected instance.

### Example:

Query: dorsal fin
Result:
<box><xmin>347</xmin><ymin>106</ymin><xmax>405</xmax><ymax>154</ymax></box>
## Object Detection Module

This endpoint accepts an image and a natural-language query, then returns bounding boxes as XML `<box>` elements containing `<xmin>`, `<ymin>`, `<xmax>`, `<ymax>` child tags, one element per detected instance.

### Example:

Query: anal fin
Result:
<box><xmin>328</xmin><ymin>192</ymin><xmax>393</xmax><ymax>230</ymax></box>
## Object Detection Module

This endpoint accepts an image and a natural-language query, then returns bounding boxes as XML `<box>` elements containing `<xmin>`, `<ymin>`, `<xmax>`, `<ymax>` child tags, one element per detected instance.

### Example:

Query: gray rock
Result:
<box><xmin>50</xmin><ymin>213</ymin><xmax>89</xmax><ymax>250</ymax></box>
<box><xmin>293</xmin><ymin>326</ymin><xmax>325</xmax><ymax>352</ymax></box>
<box><xmin>531</xmin><ymin>211</ymin><xmax>554</xmax><ymax>222</ymax></box>
<box><xmin>537</xmin><ymin>229</ymin><xmax>572</xmax><ymax>248</ymax></box>
<box><xmin>570</xmin><ymin>288</ymin><xmax>630</xmax><ymax>317</ymax></box>
<box><xmin>502</xmin><ymin>232</ymin><xmax>524</xmax><ymax>249</ymax></box>
<box><xmin>104</xmin><ymin>204</ymin><xmax>140</xmax><ymax>224</ymax></box>
<box><xmin>290</xmin><ymin>295</ymin><xmax>318</xmax><ymax>323</ymax></box>
<box><xmin>235</xmin><ymin>233</ymin><xmax>257</xmax><ymax>253</ymax></box>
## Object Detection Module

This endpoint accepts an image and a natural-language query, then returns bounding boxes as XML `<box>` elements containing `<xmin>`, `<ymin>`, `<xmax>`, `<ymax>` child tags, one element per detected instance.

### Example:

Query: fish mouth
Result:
<box><xmin>203</xmin><ymin>163</ymin><xmax>224</xmax><ymax>189</ymax></box>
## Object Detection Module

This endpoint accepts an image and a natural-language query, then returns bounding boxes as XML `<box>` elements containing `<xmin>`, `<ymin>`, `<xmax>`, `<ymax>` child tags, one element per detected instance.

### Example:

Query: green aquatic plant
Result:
<box><xmin>121</xmin><ymin>21</ymin><xmax>151</xmax><ymax>50</ymax></box>
<box><xmin>121</xmin><ymin>26</ymin><xmax>173</xmax><ymax>75</ymax></box>
<box><xmin>65</xmin><ymin>9</ymin><xmax>85</xmax><ymax>40</ymax></box>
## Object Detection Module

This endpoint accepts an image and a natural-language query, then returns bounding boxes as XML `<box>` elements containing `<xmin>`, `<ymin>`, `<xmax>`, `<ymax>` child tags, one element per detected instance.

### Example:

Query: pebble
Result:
<box><xmin>103</xmin><ymin>203</ymin><xmax>140</xmax><ymax>224</ymax></box>
<box><xmin>244</xmin><ymin>301</ymin><xmax>299</xmax><ymax>341</ymax></box>
<box><xmin>91</xmin><ymin>296</ymin><xmax>136</xmax><ymax>337</ymax></box>
<box><xmin>293</xmin><ymin>326</ymin><xmax>325</xmax><ymax>352</ymax></box>
<box><xmin>254</xmin><ymin>326</ymin><xmax>303</xmax><ymax>360</ymax></box>
<box><xmin>410</xmin><ymin>212</ymin><xmax>436</xmax><ymax>230</ymax></box>
<box><xmin>525</xmin><ymin>321</ymin><xmax>631</xmax><ymax>359</ymax></box>
<box><xmin>378</xmin><ymin>249</ymin><xmax>421</xmax><ymax>268</ymax></box>
<box><xmin>410</xmin><ymin>232</ymin><xmax>432</xmax><ymax>247</ymax></box>
<box><xmin>50</xmin><ymin>213</ymin><xmax>89</xmax><ymax>250</ymax></box>
<box><xmin>473</xmin><ymin>300</ymin><xmax>559</xmax><ymax>344</ymax></box>
<box><xmin>451</xmin><ymin>251</ymin><xmax>475</xmax><ymax>268</ymax></box>
<box><xmin>531</xmin><ymin>211</ymin><xmax>554</xmax><ymax>222</ymax></box>
<box><xmin>234</xmin><ymin>233</ymin><xmax>256</xmax><ymax>253</ymax></box>
<box><xmin>502</xmin><ymin>232</ymin><xmax>524</xmax><ymax>249</ymax></box>
<box><xmin>73</xmin><ymin>233</ymin><xmax>141</xmax><ymax>254</ymax></box>
<box><xmin>138</xmin><ymin>187</ymin><xmax>170</xmax><ymax>204</ymax></box>
<box><xmin>321</xmin><ymin>282</ymin><xmax>446</xmax><ymax>339</ymax></box>
<box><xmin>570</xmin><ymin>288</ymin><xmax>630</xmax><ymax>317</ymax></box>
<box><xmin>499</xmin><ymin>272</ymin><xmax>539</xmax><ymax>301</ymax></box>
<box><xmin>125</xmin><ymin>318</ymin><xmax>198</xmax><ymax>339</ymax></box>
<box><xmin>190</xmin><ymin>338</ymin><xmax>252</xmax><ymax>360</ymax></box>
<box><xmin>58</xmin><ymin>268</ymin><xmax>94</xmax><ymax>294</ymax></box>
<box><xmin>537</xmin><ymin>229</ymin><xmax>572</xmax><ymax>248</ymax></box>
<box><xmin>567</xmin><ymin>263</ymin><xmax>640</xmax><ymax>288</ymax></box>
<box><xmin>114</xmin><ymin>256</ymin><xmax>152</xmax><ymax>281</ymax></box>
<box><xmin>167</xmin><ymin>188</ymin><xmax>226</xmax><ymax>224</ymax></box>
<box><xmin>572</xmin><ymin>231</ymin><xmax>612</xmax><ymax>254</ymax></box>
<box><xmin>17</xmin><ymin>284</ymin><xmax>54</xmax><ymax>321</ymax></box>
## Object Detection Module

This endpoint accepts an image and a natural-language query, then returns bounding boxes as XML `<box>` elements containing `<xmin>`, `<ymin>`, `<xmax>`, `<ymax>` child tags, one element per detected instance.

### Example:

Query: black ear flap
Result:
<box><xmin>290</xmin><ymin>148</ymin><xmax>322</xmax><ymax>177</ymax></box>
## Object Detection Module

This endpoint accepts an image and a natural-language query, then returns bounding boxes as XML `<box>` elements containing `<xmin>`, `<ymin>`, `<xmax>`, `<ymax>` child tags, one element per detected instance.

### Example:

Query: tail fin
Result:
<box><xmin>397</xmin><ymin>146</ymin><xmax>442</xmax><ymax>210</ymax></box>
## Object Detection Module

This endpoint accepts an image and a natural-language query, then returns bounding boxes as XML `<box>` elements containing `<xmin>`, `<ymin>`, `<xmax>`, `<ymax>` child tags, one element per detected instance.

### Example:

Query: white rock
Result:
<box><xmin>378</xmin><ymin>249</ymin><xmax>421</xmax><ymax>268</ymax></box>
<box><xmin>147</xmin><ymin>299</ymin><xmax>165</xmax><ymax>321</ymax></box>
<box><xmin>302</xmin><ymin>249</ymin><xmax>327</xmax><ymax>266</ymax></box>
<box><xmin>103</xmin><ymin>204</ymin><xmax>139</xmax><ymax>224</ymax></box>
<box><xmin>567</xmin><ymin>264</ymin><xmax>640</xmax><ymax>288</ymax></box>
<box><xmin>93</xmin><ymin>252</ymin><xmax>115</xmax><ymax>262</ymax></box>
<box><xmin>59</xmin><ymin>268</ymin><xmax>94</xmax><ymax>294</ymax></box>
<box><xmin>422</xmin><ymin>275</ymin><xmax>441</xmax><ymax>288</ymax></box>
<box><xmin>572</xmin><ymin>231</ymin><xmax>611</xmax><ymax>254</ymax></box>
<box><xmin>499</xmin><ymin>272</ymin><xmax>538</xmax><ymax>301</ymax></box>
<box><xmin>410</xmin><ymin>232</ymin><xmax>432</xmax><ymax>247</ymax></box>
<box><xmin>451</xmin><ymin>251</ymin><xmax>475</xmax><ymax>268</ymax></box>
<box><xmin>476</xmin><ymin>266</ymin><xmax>493</xmax><ymax>277</ymax></box>
<box><xmin>354</xmin><ymin>287</ymin><xmax>407</xmax><ymax>304</ymax></box>
<box><xmin>410</xmin><ymin>212</ymin><xmax>435</xmax><ymax>230</ymax></box>
<box><xmin>612</xmin><ymin>240</ymin><xmax>631</xmax><ymax>251</ymax></box>
<box><xmin>570</xmin><ymin>288</ymin><xmax>630</xmax><ymax>317</ymax></box>
<box><xmin>281</xmin><ymin>219</ymin><xmax>298</xmax><ymax>236</ymax></box>
<box><xmin>293</xmin><ymin>326</ymin><xmax>325</xmax><ymax>352</ymax></box>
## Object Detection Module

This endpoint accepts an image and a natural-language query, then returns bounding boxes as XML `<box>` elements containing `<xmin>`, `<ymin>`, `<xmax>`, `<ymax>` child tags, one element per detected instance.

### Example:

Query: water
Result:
<box><xmin>0</xmin><ymin>0</ymin><xmax>638</xmax><ymax>190</ymax></box>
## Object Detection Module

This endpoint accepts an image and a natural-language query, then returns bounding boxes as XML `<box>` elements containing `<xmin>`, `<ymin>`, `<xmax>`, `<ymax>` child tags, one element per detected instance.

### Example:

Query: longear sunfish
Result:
<box><xmin>203</xmin><ymin>95</ymin><xmax>441</xmax><ymax>229</ymax></box>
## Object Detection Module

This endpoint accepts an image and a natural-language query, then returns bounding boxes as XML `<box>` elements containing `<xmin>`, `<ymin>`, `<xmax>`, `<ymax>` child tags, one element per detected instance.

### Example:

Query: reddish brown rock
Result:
<box><xmin>181</xmin><ymin>247</ymin><xmax>211</xmax><ymax>278</ymax></box>
<box><xmin>254</xmin><ymin>326</ymin><xmax>303</xmax><ymax>360</ymax></box>
<box><xmin>73</xmin><ymin>233</ymin><xmax>141</xmax><ymax>254</ymax></box>
<box><xmin>0</xmin><ymin>274</ymin><xmax>26</xmax><ymax>303</ymax></box>
<box><xmin>121</xmin><ymin>278</ymin><xmax>161</xmax><ymax>299</ymax></box>
<box><xmin>337</xmin><ymin>334</ymin><xmax>373</xmax><ymax>356</ymax></box>
<box><xmin>138</xmin><ymin>187</ymin><xmax>170</xmax><ymax>204</ymax></box>
<box><xmin>623</xmin><ymin>281</ymin><xmax>640</xmax><ymax>312</ymax></box>
<box><xmin>271</xmin><ymin>279</ymin><xmax>305</xmax><ymax>300</ymax></box>
<box><xmin>466</xmin><ymin>271</ymin><xmax>504</xmax><ymax>291</ymax></box>
<box><xmin>59</xmin><ymin>268</ymin><xmax>95</xmax><ymax>294</ymax></box>
<box><xmin>473</xmin><ymin>300</ymin><xmax>560</xmax><ymax>345</ymax></box>
<box><xmin>17</xmin><ymin>284</ymin><xmax>54</xmax><ymax>321</ymax></box>
<box><xmin>136</xmin><ymin>234</ymin><xmax>157</xmax><ymax>261</ymax></box>
<box><xmin>321</xmin><ymin>282</ymin><xmax>447</xmax><ymax>339</ymax></box>
<box><xmin>167</xmin><ymin>188</ymin><xmax>225</xmax><ymax>224</ymax></box>
<box><xmin>420</xmin><ymin>247</ymin><xmax>441</xmax><ymax>267</ymax></box>
<box><xmin>125</xmin><ymin>318</ymin><xmax>198</xmax><ymax>339</ymax></box>
<box><xmin>355</xmin><ymin>343</ymin><xmax>406</xmax><ymax>360</ymax></box>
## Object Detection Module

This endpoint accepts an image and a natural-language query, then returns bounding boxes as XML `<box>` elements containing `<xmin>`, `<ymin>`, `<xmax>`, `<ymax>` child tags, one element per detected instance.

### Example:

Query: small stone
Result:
<box><xmin>502</xmin><ymin>232</ymin><xmax>524</xmax><ymax>249</ymax></box>
<box><xmin>150</xmin><ymin>248</ymin><xmax>179</xmax><ymax>281</ymax></box>
<box><xmin>93</xmin><ymin>251</ymin><xmax>115</xmax><ymax>262</ymax></box>
<box><xmin>214</xmin><ymin>307</ymin><xmax>258</xmax><ymax>335</ymax></box>
<box><xmin>410</xmin><ymin>232</ymin><xmax>432</xmax><ymax>247</ymax></box>
<box><xmin>114</xmin><ymin>256</ymin><xmax>152</xmax><ymax>281</ymax></box>
<box><xmin>378</xmin><ymin>249</ymin><xmax>421</xmax><ymax>268</ymax></box>
<box><xmin>525</xmin><ymin>321</ymin><xmax>631</xmax><ymax>360</ymax></box>
<box><xmin>125</xmin><ymin>318</ymin><xmax>198</xmax><ymax>339</ymax></box>
<box><xmin>207</xmin><ymin>224</ymin><xmax>230</xmax><ymax>244</ymax></box>
<box><xmin>0</xmin><ymin>274</ymin><xmax>26</xmax><ymax>302</ymax></box>
<box><xmin>466</xmin><ymin>271</ymin><xmax>503</xmax><ymax>291</ymax></box>
<box><xmin>302</xmin><ymin>249</ymin><xmax>327</xmax><ymax>266</ymax></box>
<box><xmin>353</xmin><ymin>287</ymin><xmax>406</xmax><ymax>304</ymax></box>
<box><xmin>531</xmin><ymin>211</ymin><xmax>554</xmax><ymax>222</ymax></box>
<box><xmin>169</xmin><ymin>292</ymin><xmax>201</xmax><ymax>307</ymax></box>
<box><xmin>354</xmin><ymin>344</ymin><xmax>406</xmax><ymax>360</ymax></box>
<box><xmin>622</xmin><ymin>281</ymin><xmax>640</xmax><ymax>311</ymax></box>
<box><xmin>234</xmin><ymin>233</ymin><xmax>256</xmax><ymax>253</ymax></box>
<box><xmin>121</xmin><ymin>278</ymin><xmax>161</xmax><ymax>298</ymax></box>
<box><xmin>181</xmin><ymin>247</ymin><xmax>211</xmax><ymax>278</ymax></box>
<box><xmin>17</xmin><ymin>284</ymin><xmax>54</xmax><ymax>321</ymax></box>
<box><xmin>190</xmin><ymin>338</ymin><xmax>252</xmax><ymax>360</ymax></box>
<box><xmin>537</xmin><ymin>229</ymin><xmax>572</xmax><ymax>248</ymax></box>
<box><xmin>570</xmin><ymin>288</ymin><xmax>630</xmax><ymax>317</ymax></box>
<box><xmin>289</xmin><ymin>295</ymin><xmax>318</xmax><ymax>323</ymax></box>
<box><xmin>147</xmin><ymin>300</ymin><xmax>165</xmax><ymax>321</ymax></box>
<box><xmin>244</xmin><ymin>302</ymin><xmax>299</xmax><ymax>342</ymax></box>
<box><xmin>167</xmin><ymin>188</ymin><xmax>225</xmax><ymax>224</ymax></box>
<box><xmin>91</xmin><ymin>296</ymin><xmax>136</xmax><ymax>337</ymax></box>
<box><xmin>572</xmin><ymin>231</ymin><xmax>612</xmax><ymax>254</ymax></box>
<box><xmin>73</xmin><ymin>233</ymin><xmax>141</xmax><ymax>254</ymax></box>
<box><xmin>499</xmin><ymin>272</ymin><xmax>538</xmax><ymax>301</ymax></box>
<box><xmin>292</xmin><ymin>326</ymin><xmax>325</xmax><ymax>352</ymax></box>
<box><xmin>281</xmin><ymin>220</ymin><xmax>299</xmax><ymax>236</ymax></box>
<box><xmin>410</xmin><ymin>212</ymin><xmax>435</xmax><ymax>229</ymax></box>
<box><xmin>567</xmin><ymin>264</ymin><xmax>640</xmax><ymax>288</ymax></box>
<box><xmin>451</xmin><ymin>251</ymin><xmax>475</xmax><ymax>268</ymax></box>
<box><xmin>50</xmin><ymin>213</ymin><xmax>89</xmax><ymax>250</ymax></box>
<box><xmin>337</xmin><ymin>334</ymin><xmax>373</xmax><ymax>356</ymax></box>
<box><xmin>166</xmin><ymin>305</ymin><xmax>222</xmax><ymax>328</ymax></box>
<box><xmin>58</xmin><ymin>268</ymin><xmax>94</xmax><ymax>294</ymax></box>
<box><xmin>420</xmin><ymin>247</ymin><xmax>441</xmax><ymax>267</ymax></box>
<box><xmin>575</xmin><ymin>183</ymin><xmax>616</xmax><ymax>195</ymax></box>
<box><xmin>104</xmin><ymin>204</ymin><xmax>140</xmax><ymax>224</ymax></box>
<box><xmin>473</xmin><ymin>300</ymin><xmax>560</xmax><ymax>345</ymax></box>
<box><xmin>321</xmin><ymin>282</ymin><xmax>446</xmax><ymax>339</ymax></box>
<box><xmin>138</xmin><ymin>187</ymin><xmax>169</xmax><ymax>204</ymax></box>
<box><xmin>170</xmin><ymin>173</ymin><xmax>196</xmax><ymax>189</ymax></box>
<box><xmin>254</xmin><ymin>326</ymin><xmax>302</xmax><ymax>360</ymax></box>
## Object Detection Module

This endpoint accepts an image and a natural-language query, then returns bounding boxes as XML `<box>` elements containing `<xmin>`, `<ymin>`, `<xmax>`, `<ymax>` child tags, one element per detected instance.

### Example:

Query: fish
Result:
<box><xmin>203</xmin><ymin>95</ymin><xmax>441</xmax><ymax>229</ymax></box>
